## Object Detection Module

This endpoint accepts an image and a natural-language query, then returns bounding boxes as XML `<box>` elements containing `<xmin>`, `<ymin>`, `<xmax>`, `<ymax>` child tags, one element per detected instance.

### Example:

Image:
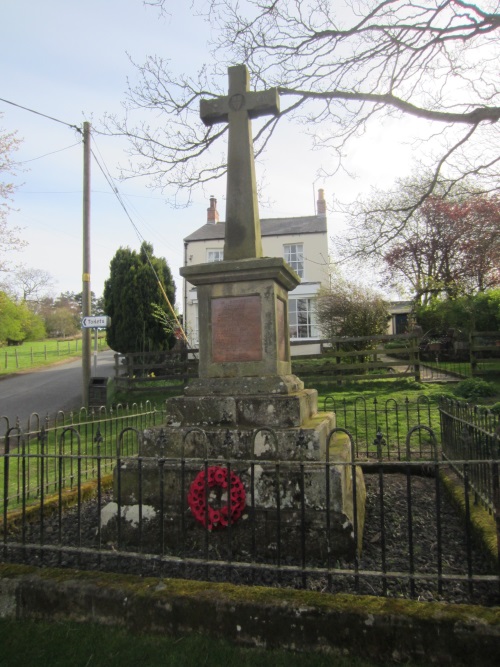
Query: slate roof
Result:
<box><xmin>184</xmin><ymin>215</ymin><xmax>327</xmax><ymax>242</ymax></box>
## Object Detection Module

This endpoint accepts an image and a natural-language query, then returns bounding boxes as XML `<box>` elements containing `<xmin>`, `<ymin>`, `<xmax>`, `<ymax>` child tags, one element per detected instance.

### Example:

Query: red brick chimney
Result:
<box><xmin>207</xmin><ymin>196</ymin><xmax>219</xmax><ymax>224</ymax></box>
<box><xmin>317</xmin><ymin>189</ymin><xmax>326</xmax><ymax>217</ymax></box>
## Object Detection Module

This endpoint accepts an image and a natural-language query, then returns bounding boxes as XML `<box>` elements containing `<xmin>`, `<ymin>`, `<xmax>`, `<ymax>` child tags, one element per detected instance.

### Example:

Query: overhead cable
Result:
<box><xmin>0</xmin><ymin>97</ymin><xmax>81</xmax><ymax>133</ymax></box>
<box><xmin>90</xmin><ymin>139</ymin><xmax>188</xmax><ymax>344</ymax></box>
<box><xmin>16</xmin><ymin>142</ymin><xmax>82</xmax><ymax>165</ymax></box>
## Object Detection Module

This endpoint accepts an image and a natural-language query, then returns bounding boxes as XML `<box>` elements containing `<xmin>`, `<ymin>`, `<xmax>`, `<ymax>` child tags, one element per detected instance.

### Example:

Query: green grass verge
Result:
<box><xmin>0</xmin><ymin>337</ymin><xmax>107</xmax><ymax>376</ymax></box>
<box><xmin>0</xmin><ymin>619</ymin><xmax>424</xmax><ymax>667</ymax></box>
<box><xmin>422</xmin><ymin>359</ymin><xmax>500</xmax><ymax>380</ymax></box>
<box><xmin>1</xmin><ymin>430</ymin><xmax>145</xmax><ymax>515</ymax></box>
<box><xmin>311</xmin><ymin>377</ymin><xmax>454</xmax><ymax>404</ymax></box>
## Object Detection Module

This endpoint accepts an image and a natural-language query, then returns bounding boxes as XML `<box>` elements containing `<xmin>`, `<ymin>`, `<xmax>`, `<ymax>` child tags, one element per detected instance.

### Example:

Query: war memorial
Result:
<box><xmin>109</xmin><ymin>64</ymin><xmax>366</xmax><ymax>560</ymax></box>
<box><xmin>1</xmin><ymin>65</ymin><xmax>498</xmax><ymax>667</ymax></box>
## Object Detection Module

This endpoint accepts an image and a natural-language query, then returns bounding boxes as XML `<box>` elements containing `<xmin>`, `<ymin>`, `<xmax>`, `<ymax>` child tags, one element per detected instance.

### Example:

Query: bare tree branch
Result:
<box><xmin>105</xmin><ymin>1</ymin><xmax>499</xmax><ymax>214</ymax></box>
<box><xmin>0</xmin><ymin>114</ymin><xmax>26</xmax><ymax>272</ymax></box>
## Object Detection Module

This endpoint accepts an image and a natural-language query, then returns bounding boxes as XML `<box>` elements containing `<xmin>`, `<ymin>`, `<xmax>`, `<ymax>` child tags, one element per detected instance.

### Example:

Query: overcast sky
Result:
<box><xmin>1</xmin><ymin>0</ymin><xmax>421</xmax><ymax>308</ymax></box>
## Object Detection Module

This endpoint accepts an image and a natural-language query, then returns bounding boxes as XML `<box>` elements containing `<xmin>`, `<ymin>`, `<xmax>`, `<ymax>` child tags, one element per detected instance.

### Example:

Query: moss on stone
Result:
<box><xmin>440</xmin><ymin>469</ymin><xmax>498</xmax><ymax>564</ymax></box>
<box><xmin>300</xmin><ymin>412</ymin><xmax>333</xmax><ymax>429</ymax></box>
<box><xmin>1</xmin><ymin>562</ymin><xmax>498</xmax><ymax>626</ymax></box>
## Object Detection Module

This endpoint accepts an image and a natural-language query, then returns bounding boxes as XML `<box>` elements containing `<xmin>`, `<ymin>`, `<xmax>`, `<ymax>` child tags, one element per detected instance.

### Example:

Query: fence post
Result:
<box><xmin>410</xmin><ymin>333</ymin><xmax>421</xmax><ymax>383</ymax></box>
<box><xmin>114</xmin><ymin>353</ymin><xmax>120</xmax><ymax>379</ymax></box>
<box><xmin>469</xmin><ymin>331</ymin><xmax>477</xmax><ymax>376</ymax></box>
<box><xmin>336</xmin><ymin>340</ymin><xmax>342</xmax><ymax>385</ymax></box>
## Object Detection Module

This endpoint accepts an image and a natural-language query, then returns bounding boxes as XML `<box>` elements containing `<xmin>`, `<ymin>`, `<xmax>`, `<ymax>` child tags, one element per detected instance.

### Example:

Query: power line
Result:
<box><xmin>1</xmin><ymin>98</ymin><xmax>189</xmax><ymax>341</ymax></box>
<box><xmin>90</xmin><ymin>135</ymin><xmax>182</xmax><ymax>259</ymax></box>
<box><xmin>90</xmin><ymin>137</ymin><xmax>188</xmax><ymax>344</ymax></box>
<box><xmin>16</xmin><ymin>141</ymin><xmax>81</xmax><ymax>165</ymax></box>
<box><xmin>0</xmin><ymin>97</ymin><xmax>81</xmax><ymax>133</ymax></box>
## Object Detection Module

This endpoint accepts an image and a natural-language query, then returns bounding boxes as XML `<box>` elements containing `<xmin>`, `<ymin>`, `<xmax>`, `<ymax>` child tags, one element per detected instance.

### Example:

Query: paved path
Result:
<box><xmin>0</xmin><ymin>350</ymin><xmax>116</xmax><ymax>432</ymax></box>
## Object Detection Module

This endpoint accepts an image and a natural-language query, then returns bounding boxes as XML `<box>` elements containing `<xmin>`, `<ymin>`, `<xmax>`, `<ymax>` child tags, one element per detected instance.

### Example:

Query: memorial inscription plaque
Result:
<box><xmin>212</xmin><ymin>295</ymin><xmax>262</xmax><ymax>363</ymax></box>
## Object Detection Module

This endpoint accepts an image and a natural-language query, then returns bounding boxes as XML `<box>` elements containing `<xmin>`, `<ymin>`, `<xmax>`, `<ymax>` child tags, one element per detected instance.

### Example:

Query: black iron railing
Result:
<box><xmin>439</xmin><ymin>397</ymin><xmax>500</xmax><ymax>513</ymax></box>
<box><xmin>323</xmin><ymin>395</ymin><xmax>437</xmax><ymax>460</ymax></box>
<box><xmin>1</xmin><ymin>424</ymin><xmax>498</xmax><ymax>606</ymax></box>
<box><xmin>0</xmin><ymin>403</ymin><xmax>164</xmax><ymax>508</ymax></box>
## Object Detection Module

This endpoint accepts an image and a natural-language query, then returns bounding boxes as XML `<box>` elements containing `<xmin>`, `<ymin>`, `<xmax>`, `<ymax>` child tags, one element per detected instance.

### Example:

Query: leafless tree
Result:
<box><xmin>0</xmin><ymin>115</ymin><xmax>26</xmax><ymax>271</ymax></box>
<box><xmin>106</xmin><ymin>1</ymin><xmax>499</xmax><ymax>227</ymax></box>
<box><xmin>8</xmin><ymin>266</ymin><xmax>55</xmax><ymax>306</ymax></box>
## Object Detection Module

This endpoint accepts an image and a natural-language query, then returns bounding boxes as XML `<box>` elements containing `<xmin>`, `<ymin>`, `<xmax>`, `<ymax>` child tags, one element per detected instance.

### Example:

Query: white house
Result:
<box><xmin>183</xmin><ymin>190</ymin><xmax>330</xmax><ymax>355</ymax></box>
<box><xmin>387</xmin><ymin>301</ymin><xmax>414</xmax><ymax>335</ymax></box>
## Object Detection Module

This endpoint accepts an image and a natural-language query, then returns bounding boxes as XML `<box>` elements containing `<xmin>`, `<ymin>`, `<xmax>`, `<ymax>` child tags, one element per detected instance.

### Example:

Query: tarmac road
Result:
<box><xmin>0</xmin><ymin>349</ymin><xmax>116</xmax><ymax>431</ymax></box>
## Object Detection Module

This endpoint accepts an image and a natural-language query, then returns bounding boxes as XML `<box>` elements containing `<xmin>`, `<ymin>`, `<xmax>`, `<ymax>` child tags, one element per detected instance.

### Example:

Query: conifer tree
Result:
<box><xmin>103</xmin><ymin>242</ymin><xmax>176</xmax><ymax>353</ymax></box>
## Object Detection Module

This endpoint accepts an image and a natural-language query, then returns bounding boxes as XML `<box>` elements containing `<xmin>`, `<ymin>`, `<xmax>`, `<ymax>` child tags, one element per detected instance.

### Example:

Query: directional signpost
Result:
<box><xmin>82</xmin><ymin>316</ymin><xmax>111</xmax><ymax>329</ymax></box>
<box><xmin>81</xmin><ymin>315</ymin><xmax>111</xmax><ymax>377</ymax></box>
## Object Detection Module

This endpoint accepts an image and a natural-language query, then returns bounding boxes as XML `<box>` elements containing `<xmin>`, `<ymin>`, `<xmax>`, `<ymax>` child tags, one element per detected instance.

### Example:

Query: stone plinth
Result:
<box><xmin>184</xmin><ymin>374</ymin><xmax>304</xmax><ymax>397</ymax></box>
<box><xmin>180</xmin><ymin>257</ymin><xmax>300</xmax><ymax>379</ymax></box>
<box><xmin>107</xmin><ymin>383</ymin><xmax>367</xmax><ymax>561</ymax></box>
<box><xmin>166</xmin><ymin>388</ymin><xmax>318</xmax><ymax>429</ymax></box>
<box><xmin>107</xmin><ymin>429</ymin><xmax>366</xmax><ymax>561</ymax></box>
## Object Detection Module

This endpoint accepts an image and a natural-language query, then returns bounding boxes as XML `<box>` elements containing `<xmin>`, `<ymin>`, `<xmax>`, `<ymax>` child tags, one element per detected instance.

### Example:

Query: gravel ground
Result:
<box><xmin>3</xmin><ymin>472</ymin><xmax>499</xmax><ymax>606</ymax></box>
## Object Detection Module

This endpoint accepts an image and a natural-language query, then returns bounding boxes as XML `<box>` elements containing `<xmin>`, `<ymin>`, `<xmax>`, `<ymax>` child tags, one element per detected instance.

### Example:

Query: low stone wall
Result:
<box><xmin>0</xmin><ymin>563</ymin><xmax>499</xmax><ymax>665</ymax></box>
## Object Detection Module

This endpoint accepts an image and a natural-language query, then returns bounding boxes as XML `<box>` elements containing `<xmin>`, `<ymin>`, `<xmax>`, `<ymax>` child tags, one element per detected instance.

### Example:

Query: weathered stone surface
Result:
<box><xmin>199</xmin><ymin>65</ymin><xmax>280</xmax><ymax>261</ymax></box>
<box><xmin>184</xmin><ymin>374</ymin><xmax>304</xmax><ymax>396</ymax></box>
<box><xmin>235</xmin><ymin>390</ymin><xmax>317</xmax><ymax>428</ymax></box>
<box><xmin>111</xmin><ymin>411</ymin><xmax>366</xmax><ymax>561</ymax></box>
<box><xmin>166</xmin><ymin>396</ymin><xmax>237</xmax><ymax>428</ymax></box>
<box><xmin>181</xmin><ymin>256</ymin><xmax>299</xmax><ymax>290</ymax></box>
<box><xmin>180</xmin><ymin>258</ymin><xmax>299</xmax><ymax>379</ymax></box>
<box><xmin>165</xmin><ymin>388</ymin><xmax>317</xmax><ymax>429</ymax></box>
<box><xmin>3</xmin><ymin>564</ymin><xmax>500</xmax><ymax>666</ymax></box>
<box><xmin>140</xmin><ymin>412</ymin><xmax>334</xmax><ymax>460</ymax></box>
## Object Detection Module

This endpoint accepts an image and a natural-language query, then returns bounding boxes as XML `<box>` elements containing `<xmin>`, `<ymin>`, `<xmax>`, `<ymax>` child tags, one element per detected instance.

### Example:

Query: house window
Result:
<box><xmin>188</xmin><ymin>304</ymin><xmax>199</xmax><ymax>346</ymax></box>
<box><xmin>284</xmin><ymin>243</ymin><xmax>304</xmax><ymax>278</ymax></box>
<box><xmin>289</xmin><ymin>297</ymin><xmax>318</xmax><ymax>339</ymax></box>
<box><xmin>207</xmin><ymin>249</ymin><xmax>223</xmax><ymax>262</ymax></box>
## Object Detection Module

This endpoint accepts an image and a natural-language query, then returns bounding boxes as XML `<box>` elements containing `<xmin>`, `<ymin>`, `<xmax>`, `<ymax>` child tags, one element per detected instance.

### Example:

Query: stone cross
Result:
<box><xmin>200</xmin><ymin>65</ymin><xmax>280</xmax><ymax>261</ymax></box>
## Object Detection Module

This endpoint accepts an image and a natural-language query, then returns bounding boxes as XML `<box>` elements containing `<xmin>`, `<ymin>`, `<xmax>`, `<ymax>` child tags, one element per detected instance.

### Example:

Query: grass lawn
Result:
<box><xmin>0</xmin><ymin>337</ymin><xmax>106</xmax><ymax>376</ymax></box>
<box><xmin>421</xmin><ymin>358</ymin><xmax>500</xmax><ymax>378</ymax></box>
<box><xmin>109</xmin><ymin>373</ymin><xmax>500</xmax><ymax>460</ymax></box>
<box><xmin>0</xmin><ymin>619</ymin><xmax>425</xmax><ymax>667</ymax></box>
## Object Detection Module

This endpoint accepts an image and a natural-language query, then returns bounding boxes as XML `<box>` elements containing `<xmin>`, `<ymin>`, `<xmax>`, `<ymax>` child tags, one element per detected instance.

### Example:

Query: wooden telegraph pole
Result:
<box><xmin>82</xmin><ymin>121</ymin><xmax>92</xmax><ymax>406</ymax></box>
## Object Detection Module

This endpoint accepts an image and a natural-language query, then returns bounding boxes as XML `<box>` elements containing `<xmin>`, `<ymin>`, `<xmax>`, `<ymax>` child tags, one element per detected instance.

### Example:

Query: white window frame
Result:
<box><xmin>188</xmin><ymin>303</ymin><xmax>199</xmax><ymax>347</ymax></box>
<box><xmin>207</xmin><ymin>249</ymin><xmax>224</xmax><ymax>263</ymax></box>
<box><xmin>288</xmin><ymin>297</ymin><xmax>319</xmax><ymax>339</ymax></box>
<box><xmin>284</xmin><ymin>243</ymin><xmax>304</xmax><ymax>278</ymax></box>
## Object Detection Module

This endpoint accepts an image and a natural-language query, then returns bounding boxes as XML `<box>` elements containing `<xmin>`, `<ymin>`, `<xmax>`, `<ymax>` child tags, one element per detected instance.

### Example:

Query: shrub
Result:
<box><xmin>453</xmin><ymin>378</ymin><xmax>496</xmax><ymax>401</ymax></box>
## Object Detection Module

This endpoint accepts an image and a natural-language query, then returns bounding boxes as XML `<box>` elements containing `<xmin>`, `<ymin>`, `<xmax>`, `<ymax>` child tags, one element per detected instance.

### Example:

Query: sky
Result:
<box><xmin>1</xmin><ymin>0</ymin><xmax>422</xmax><ymax>310</ymax></box>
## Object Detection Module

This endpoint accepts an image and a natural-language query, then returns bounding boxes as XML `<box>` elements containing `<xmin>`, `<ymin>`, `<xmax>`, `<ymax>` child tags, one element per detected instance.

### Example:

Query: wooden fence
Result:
<box><xmin>293</xmin><ymin>333</ymin><xmax>421</xmax><ymax>382</ymax></box>
<box><xmin>113</xmin><ymin>331</ymin><xmax>500</xmax><ymax>391</ymax></box>
<box><xmin>469</xmin><ymin>331</ymin><xmax>500</xmax><ymax>377</ymax></box>
<box><xmin>113</xmin><ymin>348</ymin><xmax>199</xmax><ymax>392</ymax></box>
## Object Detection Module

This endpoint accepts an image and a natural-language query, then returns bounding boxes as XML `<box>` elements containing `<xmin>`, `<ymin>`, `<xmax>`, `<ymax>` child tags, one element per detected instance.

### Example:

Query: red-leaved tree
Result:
<box><xmin>382</xmin><ymin>194</ymin><xmax>500</xmax><ymax>304</ymax></box>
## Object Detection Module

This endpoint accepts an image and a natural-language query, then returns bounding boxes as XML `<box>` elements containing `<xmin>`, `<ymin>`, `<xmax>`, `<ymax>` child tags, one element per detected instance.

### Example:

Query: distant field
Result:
<box><xmin>0</xmin><ymin>337</ymin><xmax>107</xmax><ymax>375</ymax></box>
